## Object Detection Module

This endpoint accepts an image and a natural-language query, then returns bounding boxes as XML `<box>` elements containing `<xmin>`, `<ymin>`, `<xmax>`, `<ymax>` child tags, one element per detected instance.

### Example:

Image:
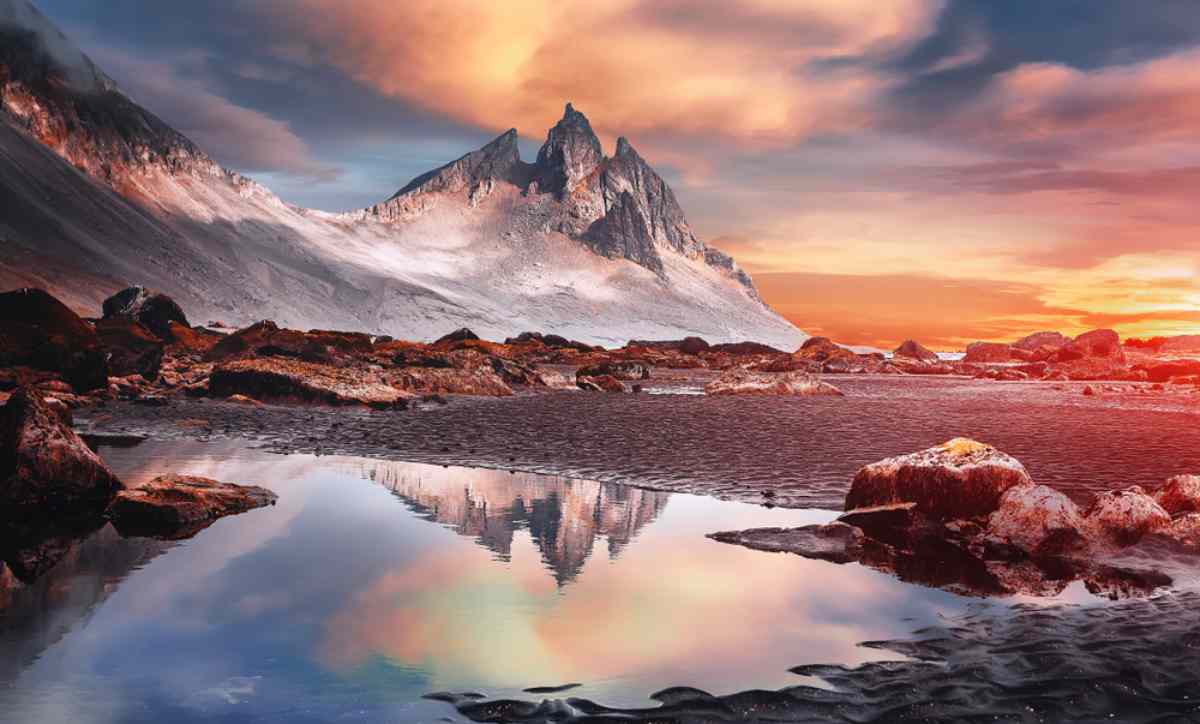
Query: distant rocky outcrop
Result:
<box><xmin>101</xmin><ymin>286</ymin><xmax>189</xmax><ymax>339</ymax></box>
<box><xmin>893</xmin><ymin>340</ymin><xmax>938</xmax><ymax>362</ymax></box>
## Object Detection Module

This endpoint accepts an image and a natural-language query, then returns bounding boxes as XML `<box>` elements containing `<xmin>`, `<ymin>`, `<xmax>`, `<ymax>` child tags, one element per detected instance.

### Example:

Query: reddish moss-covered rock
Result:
<box><xmin>209</xmin><ymin>358</ymin><xmax>413</xmax><ymax>409</ymax></box>
<box><xmin>0</xmin><ymin>387</ymin><xmax>123</xmax><ymax>514</ymax></box>
<box><xmin>893</xmin><ymin>340</ymin><xmax>939</xmax><ymax>362</ymax></box>
<box><xmin>102</xmin><ymin>286</ymin><xmax>189</xmax><ymax>339</ymax></box>
<box><xmin>95</xmin><ymin>317</ymin><xmax>164</xmax><ymax>380</ymax></box>
<box><xmin>845</xmin><ymin>438</ymin><xmax>1032</xmax><ymax>522</ymax></box>
<box><xmin>0</xmin><ymin>288</ymin><xmax>108</xmax><ymax>391</ymax></box>
<box><xmin>108</xmin><ymin>474</ymin><xmax>276</xmax><ymax>539</ymax></box>
<box><xmin>705</xmin><ymin>369</ymin><xmax>844</xmax><ymax>397</ymax></box>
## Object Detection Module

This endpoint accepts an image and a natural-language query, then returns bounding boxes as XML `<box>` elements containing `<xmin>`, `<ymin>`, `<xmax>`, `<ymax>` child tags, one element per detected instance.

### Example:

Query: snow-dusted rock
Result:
<box><xmin>987</xmin><ymin>484</ymin><xmax>1085</xmax><ymax>556</ymax></box>
<box><xmin>1154</xmin><ymin>475</ymin><xmax>1200</xmax><ymax>516</ymax></box>
<box><xmin>845</xmin><ymin>438</ymin><xmax>1032</xmax><ymax>522</ymax></box>
<box><xmin>705</xmin><ymin>369</ymin><xmax>844</xmax><ymax>397</ymax></box>
<box><xmin>1083</xmin><ymin>487</ymin><xmax>1171</xmax><ymax>547</ymax></box>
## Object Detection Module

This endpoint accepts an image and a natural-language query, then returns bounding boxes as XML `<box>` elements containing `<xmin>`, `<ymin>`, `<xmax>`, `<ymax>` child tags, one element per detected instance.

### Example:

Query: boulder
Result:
<box><xmin>1012</xmin><ymin>331</ymin><xmax>1070</xmax><ymax>351</ymax></box>
<box><xmin>95</xmin><ymin>317</ymin><xmax>164</xmax><ymax>380</ymax></box>
<box><xmin>101</xmin><ymin>286</ymin><xmax>189</xmax><ymax>339</ymax></box>
<box><xmin>108</xmin><ymin>474</ymin><xmax>276</xmax><ymax>539</ymax></box>
<box><xmin>794</xmin><ymin>337</ymin><xmax>857</xmax><ymax>364</ymax></box>
<box><xmin>434</xmin><ymin>328</ymin><xmax>480</xmax><ymax>345</ymax></box>
<box><xmin>986</xmin><ymin>484</ymin><xmax>1086</xmax><ymax>556</ymax></box>
<box><xmin>577</xmin><ymin>374</ymin><xmax>625</xmax><ymax>392</ymax></box>
<box><xmin>0</xmin><ymin>288</ymin><xmax>108</xmax><ymax>391</ymax></box>
<box><xmin>893</xmin><ymin>340</ymin><xmax>939</xmax><ymax>362</ymax></box>
<box><xmin>963</xmin><ymin>342</ymin><xmax>1016</xmax><ymax>363</ymax></box>
<box><xmin>1160</xmin><ymin>513</ymin><xmax>1200</xmax><ymax>549</ymax></box>
<box><xmin>1154</xmin><ymin>475</ymin><xmax>1200</xmax><ymax>516</ymax></box>
<box><xmin>1073</xmin><ymin>329</ymin><xmax>1124</xmax><ymax>360</ymax></box>
<box><xmin>0</xmin><ymin>387</ymin><xmax>123</xmax><ymax>514</ymax></box>
<box><xmin>1083</xmin><ymin>487</ymin><xmax>1170</xmax><ymax>547</ymax></box>
<box><xmin>705</xmin><ymin>369</ymin><xmax>844</xmax><ymax>397</ymax></box>
<box><xmin>845</xmin><ymin>438</ymin><xmax>1032</xmax><ymax>522</ymax></box>
<box><xmin>209</xmin><ymin>358</ymin><xmax>413</xmax><ymax>409</ymax></box>
<box><xmin>205</xmin><ymin>320</ymin><xmax>281</xmax><ymax>361</ymax></box>
<box><xmin>577</xmin><ymin>360</ymin><xmax>650</xmax><ymax>381</ymax></box>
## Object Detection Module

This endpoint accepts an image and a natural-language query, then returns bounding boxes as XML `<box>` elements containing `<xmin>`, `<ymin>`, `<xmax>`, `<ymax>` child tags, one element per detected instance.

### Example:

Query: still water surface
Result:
<box><xmin>0</xmin><ymin>440</ymin><xmax>1126</xmax><ymax>722</ymax></box>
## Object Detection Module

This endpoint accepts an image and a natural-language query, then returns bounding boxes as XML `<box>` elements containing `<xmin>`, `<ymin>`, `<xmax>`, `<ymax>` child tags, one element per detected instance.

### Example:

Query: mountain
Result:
<box><xmin>0</xmin><ymin>0</ymin><xmax>805</xmax><ymax>349</ymax></box>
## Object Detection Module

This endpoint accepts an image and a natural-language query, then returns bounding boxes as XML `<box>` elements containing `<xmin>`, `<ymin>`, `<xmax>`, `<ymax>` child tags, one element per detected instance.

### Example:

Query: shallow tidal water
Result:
<box><xmin>0</xmin><ymin>439</ymin><xmax>1162</xmax><ymax>723</ymax></box>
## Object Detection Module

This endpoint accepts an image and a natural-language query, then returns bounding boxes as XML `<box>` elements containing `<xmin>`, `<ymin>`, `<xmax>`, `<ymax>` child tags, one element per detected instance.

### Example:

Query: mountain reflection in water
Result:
<box><xmin>375</xmin><ymin>464</ymin><xmax>669</xmax><ymax>585</ymax></box>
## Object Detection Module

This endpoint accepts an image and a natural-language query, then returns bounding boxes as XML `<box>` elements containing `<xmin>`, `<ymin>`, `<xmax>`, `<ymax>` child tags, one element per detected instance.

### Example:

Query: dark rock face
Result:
<box><xmin>583</xmin><ymin>190</ymin><xmax>663</xmax><ymax>274</ymax></box>
<box><xmin>95</xmin><ymin>317</ymin><xmax>163</xmax><ymax>380</ymax></box>
<box><xmin>0</xmin><ymin>288</ymin><xmax>108</xmax><ymax>391</ymax></box>
<box><xmin>108</xmin><ymin>474</ymin><xmax>277</xmax><ymax>539</ymax></box>
<box><xmin>0</xmin><ymin>387</ymin><xmax>123</xmax><ymax>514</ymax></box>
<box><xmin>534</xmin><ymin>103</ymin><xmax>604</xmax><ymax>199</ymax></box>
<box><xmin>845</xmin><ymin>438</ymin><xmax>1032</xmax><ymax>521</ymax></box>
<box><xmin>434</xmin><ymin>328</ymin><xmax>481</xmax><ymax>345</ymax></box>
<box><xmin>893</xmin><ymin>340</ymin><xmax>939</xmax><ymax>362</ymax></box>
<box><xmin>101</xmin><ymin>286</ymin><xmax>189</xmax><ymax>339</ymax></box>
<box><xmin>391</xmin><ymin>128</ymin><xmax>523</xmax><ymax>203</ymax></box>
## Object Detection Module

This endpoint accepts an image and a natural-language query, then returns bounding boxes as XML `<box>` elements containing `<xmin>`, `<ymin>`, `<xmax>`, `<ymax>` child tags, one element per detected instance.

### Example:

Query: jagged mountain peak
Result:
<box><xmin>390</xmin><ymin>126</ymin><xmax>522</xmax><ymax>200</ymax></box>
<box><xmin>534</xmin><ymin>102</ymin><xmax>603</xmax><ymax>197</ymax></box>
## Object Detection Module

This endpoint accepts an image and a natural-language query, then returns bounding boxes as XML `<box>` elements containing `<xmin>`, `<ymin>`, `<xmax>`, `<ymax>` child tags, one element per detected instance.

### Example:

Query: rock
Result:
<box><xmin>1160</xmin><ymin>513</ymin><xmax>1200</xmax><ymax>549</ymax></box>
<box><xmin>0</xmin><ymin>287</ymin><xmax>108</xmax><ymax>391</ymax></box>
<box><xmin>165</xmin><ymin>321</ymin><xmax>219</xmax><ymax>355</ymax></box>
<box><xmin>794</xmin><ymin>337</ymin><xmax>857</xmax><ymax>364</ymax></box>
<box><xmin>1073</xmin><ymin>329</ymin><xmax>1124</xmax><ymax>360</ymax></box>
<box><xmin>434</xmin><ymin>328</ymin><xmax>480</xmax><ymax>345</ymax></box>
<box><xmin>108</xmin><ymin>474</ymin><xmax>276</xmax><ymax>539</ymax></box>
<box><xmin>893</xmin><ymin>340</ymin><xmax>939</xmax><ymax>362</ymax></box>
<box><xmin>205</xmin><ymin>320</ymin><xmax>281</xmax><ymax>361</ymax></box>
<box><xmin>705</xmin><ymin>369</ymin><xmax>844</xmax><ymax>397</ymax></box>
<box><xmin>209</xmin><ymin>358</ymin><xmax>413</xmax><ymax>409</ymax></box>
<box><xmin>1154</xmin><ymin>475</ymin><xmax>1200</xmax><ymax>515</ymax></box>
<box><xmin>845</xmin><ymin>438</ymin><xmax>1032</xmax><ymax>522</ymax></box>
<box><xmin>986</xmin><ymin>484</ymin><xmax>1086</xmax><ymax>556</ymax></box>
<box><xmin>709</xmin><ymin>341</ymin><xmax>784</xmax><ymax>356</ymax></box>
<box><xmin>1083</xmin><ymin>487</ymin><xmax>1171</xmax><ymax>547</ymax></box>
<box><xmin>1082</xmin><ymin>385</ymin><xmax>1097</xmax><ymax>396</ymax></box>
<box><xmin>0</xmin><ymin>387</ymin><xmax>123</xmax><ymax>514</ymax></box>
<box><xmin>707</xmin><ymin>523</ymin><xmax>865</xmax><ymax>565</ymax></box>
<box><xmin>94</xmin><ymin>317</ymin><xmax>164</xmax><ymax>380</ymax></box>
<box><xmin>534</xmin><ymin>370</ymin><xmax>576</xmax><ymax>390</ymax></box>
<box><xmin>101</xmin><ymin>286</ymin><xmax>189</xmax><ymax>339</ymax></box>
<box><xmin>225</xmin><ymin>394</ymin><xmax>262</xmax><ymax>406</ymax></box>
<box><xmin>576</xmin><ymin>374</ymin><xmax>625</xmax><ymax>392</ymax></box>
<box><xmin>1013</xmin><ymin>331</ymin><xmax>1070</xmax><ymax>351</ymax></box>
<box><xmin>963</xmin><ymin>342</ymin><xmax>1017</xmax><ymax>363</ymax></box>
<box><xmin>577</xmin><ymin>361</ymin><xmax>650</xmax><ymax>381</ymax></box>
<box><xmin>837</xmin><ymin>503</ymin><xmax>923</xmax><ymax>546</ymax></box>
<box><xmin>1134</xmin><ymin>360</ymin><xmax>1200</xmax><ymax>384</ymax></box>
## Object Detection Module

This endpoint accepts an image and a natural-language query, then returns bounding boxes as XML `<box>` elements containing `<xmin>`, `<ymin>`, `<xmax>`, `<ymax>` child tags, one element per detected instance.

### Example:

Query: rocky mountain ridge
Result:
<box><xmin>0</xmin><ymin>0</ymin><xmax>803</xmax><ymax>349</ymax></box>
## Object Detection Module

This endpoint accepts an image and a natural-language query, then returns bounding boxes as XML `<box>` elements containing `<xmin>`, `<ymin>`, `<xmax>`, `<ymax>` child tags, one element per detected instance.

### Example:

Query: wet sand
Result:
<box><xmin>78</xmin><ymin>374</ymin><xmax>1200</xmax><ymax>510</ymax></box>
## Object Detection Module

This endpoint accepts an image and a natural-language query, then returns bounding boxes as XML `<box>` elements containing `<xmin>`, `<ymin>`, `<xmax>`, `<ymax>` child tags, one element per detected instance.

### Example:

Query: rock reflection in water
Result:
<box><xmin>369</xmin><ymin>463</ymin><xmax>669</xmax><ymax>585</ymax></box>
<box><xmin>709</xmin><ymin>524</ymin><xmax>1175</xmax><ymax>599</ymax></box>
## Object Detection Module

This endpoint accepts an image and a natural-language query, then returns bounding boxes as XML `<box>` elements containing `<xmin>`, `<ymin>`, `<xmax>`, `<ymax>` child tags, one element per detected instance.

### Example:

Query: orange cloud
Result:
<box><xmin>249</xmin><ymin>0</ymin><xmax>943</xmax><ymax>146</ymax></box>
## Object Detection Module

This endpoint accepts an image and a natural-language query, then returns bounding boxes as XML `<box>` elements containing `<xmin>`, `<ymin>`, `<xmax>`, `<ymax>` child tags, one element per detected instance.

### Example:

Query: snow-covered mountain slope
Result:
<box><xmin>0</xmin><ymin>0</ymin><xmax>806</xmax><ymax>349</ymax></box>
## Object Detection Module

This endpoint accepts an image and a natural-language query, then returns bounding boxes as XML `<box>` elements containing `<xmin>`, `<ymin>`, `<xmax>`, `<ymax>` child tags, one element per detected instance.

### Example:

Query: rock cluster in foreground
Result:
<box><xmin>0</xmin><ymin>387</ymin><xmax>277</xmax><ymax>583</ymax></box>
<box><xmin>711</xmin><ymin>438</ymin><xmax>1200</xmax><ymax>598</ymax></box>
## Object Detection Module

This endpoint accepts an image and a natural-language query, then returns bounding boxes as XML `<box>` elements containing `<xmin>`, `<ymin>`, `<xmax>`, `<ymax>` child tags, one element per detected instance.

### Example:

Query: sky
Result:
<box><xmin>35</xmin><ymin>0</ymin><xmax>1200</xmax><ymax>350</ymax></box>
